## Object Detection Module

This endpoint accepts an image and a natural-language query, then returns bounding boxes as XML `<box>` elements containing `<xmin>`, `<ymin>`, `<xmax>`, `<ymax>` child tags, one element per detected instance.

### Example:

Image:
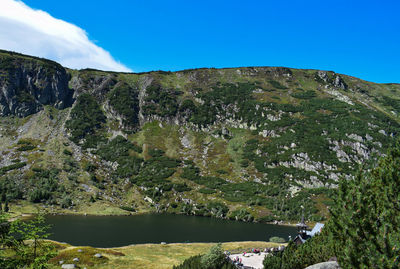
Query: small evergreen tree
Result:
<box><xmin>9</xmin><ymin>213</ymin><xmax>55</xmax><ymax>267</ymax></box>
<box><xmin>200</xmin><ymin>243</ymin><xmax>226</xmax><ymax>269</ymax></box>
<box><xmin>330</xmin><ymin>141</ymin><xmax>400</xmax><ymax>268</ymax></box>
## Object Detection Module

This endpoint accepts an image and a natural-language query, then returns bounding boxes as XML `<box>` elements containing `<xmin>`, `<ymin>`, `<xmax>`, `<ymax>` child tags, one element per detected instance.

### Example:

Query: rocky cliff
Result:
<box><xmin>0</xmin><ymin>50</ymin><xmax>399</xmax><ymax>222</ymax></box>
<box><xmin>0</xmin><ymin>50</ymin><xmax>72</xmax><ymax>117</ymax></box>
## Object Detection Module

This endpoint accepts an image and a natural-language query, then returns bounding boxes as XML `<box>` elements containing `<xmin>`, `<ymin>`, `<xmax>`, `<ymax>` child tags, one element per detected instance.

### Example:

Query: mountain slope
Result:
<box><xmin>0</xmin><ymin>50</ymin><xmax>399</xmax><ymax>222</ymax></box>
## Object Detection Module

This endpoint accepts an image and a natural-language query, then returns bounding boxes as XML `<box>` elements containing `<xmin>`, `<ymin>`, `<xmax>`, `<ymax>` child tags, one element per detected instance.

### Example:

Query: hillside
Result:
<box><xmin>0</xmin><ymin>49</ymin><xmax>399</xmax><ymax>222</ymax></box>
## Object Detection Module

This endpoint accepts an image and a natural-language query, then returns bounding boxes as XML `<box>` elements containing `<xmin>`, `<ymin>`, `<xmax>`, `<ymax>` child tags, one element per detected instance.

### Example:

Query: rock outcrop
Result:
<box><xmin>0</xmin><ymin>51</ymin><xmax>72</xmax><ymax>117</ymax></box>
<box><xmin>305</xmin><ymin>261</ymin><xmax>340</xmax><ymax>269</ymax></box>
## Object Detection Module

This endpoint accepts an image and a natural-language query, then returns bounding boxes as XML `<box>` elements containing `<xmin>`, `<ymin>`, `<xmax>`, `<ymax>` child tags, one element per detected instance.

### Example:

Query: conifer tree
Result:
<box><xmin>330</xmin><ymin>141</ymin><xmax>400</xmax><ymax>268</ymax></box>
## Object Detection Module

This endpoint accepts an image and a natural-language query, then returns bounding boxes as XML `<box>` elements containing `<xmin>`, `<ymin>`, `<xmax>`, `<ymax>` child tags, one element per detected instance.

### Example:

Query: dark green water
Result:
<box><xmin>46</xmin><ymin>214</ymin><xmax>297</xmax><ymax>248</ymax></box>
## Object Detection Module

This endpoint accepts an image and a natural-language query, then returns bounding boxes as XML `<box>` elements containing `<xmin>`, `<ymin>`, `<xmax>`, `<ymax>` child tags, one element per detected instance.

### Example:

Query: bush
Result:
<box><xmin>17</xmin><ymin>145</ymin><xmax>35</xmax><ymax>151</ymax></box>
<box><xmin>228</xmin><ymin>209</ymin><xmax>254</xmax><ymax>222</ymax></box>
<box><xmin>269</xmin><ymin>236</ymin><xmax>286</xmax><ymax>243</ymax></box>
<box><xmin>201</xmin><ymin>243</ymin><xmax>226</xmax><ymax>269</ymax></box>
<box><xmin>60</xmin><ymin>194</ymin><xmax>72</xmax><ymax>208</ymax></box>
<box><xmin>0</xmin><ymin>162</ymin><xmax>27</xmax><ymax>175</ymax></box>
<box><xmin>63</xmin><ymin>149</ymin><xmax>72</xmax><ymax>156</ymax></box>
<box><xmin>198</xmin><ymin>188</ymin><xmax>217</xmax><ymax>194</ymax></box>
<box><xmin>120</xmin><ymin>206</ymin><xmax>136</xmax><ymax>212</ymax></box>
<box><xmin>173</xmin><ymin>183</ymin><xmax>191</xmax><ymax>192</ymax></box>
<box><xmin>291</xmin><ymin>90</ymin><xmax>317</xmax><ymax>99</ymax></box>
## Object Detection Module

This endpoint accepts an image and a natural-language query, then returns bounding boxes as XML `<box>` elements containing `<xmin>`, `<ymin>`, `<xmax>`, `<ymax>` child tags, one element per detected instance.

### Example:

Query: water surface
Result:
<box><xmin>46</xmin><ymin>214</ymin><xmax>297</xmax><ymax>247</ymax></box>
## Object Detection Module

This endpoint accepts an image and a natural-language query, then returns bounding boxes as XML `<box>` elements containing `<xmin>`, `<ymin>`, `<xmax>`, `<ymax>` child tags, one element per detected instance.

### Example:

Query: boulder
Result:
<box><xmin>61</xmin><ymin>264</ymin><xmax>76</xmax><ymax>269</ymax></box>
<box><xmin>72</xmin><ymin>257</ymin><xmax>79</xmax><ymax>262</ymax></box>
<box><xmin>305</xmin><ymin>261</ymin><xmax>340</xmax><ymax>269</ymax></box>
<box><xmin>94</xmin><ymin>253</ymin><xmax>102</xmax><ymax>258</ymax></box>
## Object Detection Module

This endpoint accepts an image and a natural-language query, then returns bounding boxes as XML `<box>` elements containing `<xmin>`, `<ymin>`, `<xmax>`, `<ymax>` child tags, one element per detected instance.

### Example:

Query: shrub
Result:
<box><xmin>63</xmin><ymin>149</ymin><xmax>72</xmax><ymax>156</ymax></box>
<box><xmin>173</xmin><ymin>183</ymin><xmax>191</xmax><ymax>192</ymax></box>
<box><xmin>0</xmin><ymin>162</ymin><xmax>27</xmax><ymax>175</ymax></box>
<box><xmin>198</xmin><ymin>188</ymin><xmax>217</xmax><ymax>194</ymax></box>
<box><xmin>200</xmin><ymin>243</ymin><xmax>226</xmax><ymax>269</ymax></box>
<box><xmin>269</xmin><ymin>236</ymin><xmax>286</xmax><ymax>243</ymax></box>
<box><xmin>17</xmin><ymin>145</ymin><xmax>35</xmax><ymax>151</ymax></box>
<box><xmin>120</xmin><ymin>206</ymin><xmax>136</xmax><ymax>212</ymax></box>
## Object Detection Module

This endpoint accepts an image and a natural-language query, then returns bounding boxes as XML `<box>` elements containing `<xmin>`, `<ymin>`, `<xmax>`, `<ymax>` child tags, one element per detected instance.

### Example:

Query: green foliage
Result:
<box><xmin>200</xmin><ymin>243</ymin><xmax>226</xmax><ymax>269</ymax></box>
<box><xmin>173</xmin><ymin>253</ymin><xmax>235</xmax><ymax>269</ymax></box>
<box><xmin>268</xmin><ymin>80</ymin><xmax>287</xmax><ymax>89</ymax></box>
<box><xmin>380</xmin><ymin>95</ymin><xmax>400</xmax><ymax>113</ymax></box>
<box><xmin>198</xmin><ymin>188</ymin><xmax>217</xmax><ymax>194</ymax></box>
<box><xmin>96</xmin><ymin>135</ymin><xmax>141</xmax><ymax>162</ymax></box>
<box><xmin>1</xmin><ymin>213</ymin><xmax>56</xmax><ymax>269</ymax></box>
<box><xmin>65</xmin><ymin>93</ymin><xmax>106</xmax><ymax>148</ymax></box>
<box><xmin>108</xmin><ymin>83</ymin><xmax>140</xmax><ymax>126</ymax></box>
<box><xmin>143</xmin><ymin>82</ymin><xmax>180</xmax><ymax>117</ymax></box>
<box><xmin>263</xmin><ymin>234</ymin><xmax>337</xmax><ymax>269</ymax></box>
<box><xmin>0</xmin><ymin>176</ymin><xmax>24</xmax><ymax>201</ymax></box>
<box><xmin>291</xmin><ymin>90</ymin><xmax>317</xmax><ymax>99</ymax></box>
<box><xmin>132</xmin><ymin>156</ymin><xmax>180</xmax><ymax>193</ymax></box>
<box><xmin>60</xmin><ymin>193</ymin><xmax>72</xmax><ymax>208</ymax></box>
<box><xmin>62</xmin><ymin>149</ymin><xmax>72</xmax><ymax>156</ymax></box>
<box><xmin>148</xmin><ymin>148</ymin><xmax>165</xmax><ymax>157</ymax></box>
<box><xmin>17</xmin><ymin>145</ymin><xmax>35</xmax><ymax>151</ymax></box>
<box><xmin>173</xmin><ymin>183</ymin><xmax>191</xmax><ymax>192</ymax></box>
<box><xmin>27</xmin><ymin>168</ymin><xmax>62</xmax><ymax>204</ymax></box>
<box><xmin>329</xmin><ymin>140</ymin><xmax>400</xmax><ymax>268</ymax></box>
<box><xmin>228</xmin><ymin>208</ymin><xmax>254</xmax><ymax>222</ymax></box>
<box><xmin>0</xmin><ymin>162</ymin><xmax>27</xmax><ymax>176</ymax></box>
<box><xmin>264</xmin><ymin>141</ymin><xmax>400</xmax><ymax>269</ymax></box>
<box><xmin>120</xmin><ymin>206</ymin><xmax>136</xmax><ymax>212</ymax></box>
<box><xmin>189</xmin><ymin>83</ymin><xmax>257</xmax><ymax>127</ymax></box>
<box><xmin>269</xmin><ymin>236</ymin><xmax>286</xmax><ymax>243</ymax></box>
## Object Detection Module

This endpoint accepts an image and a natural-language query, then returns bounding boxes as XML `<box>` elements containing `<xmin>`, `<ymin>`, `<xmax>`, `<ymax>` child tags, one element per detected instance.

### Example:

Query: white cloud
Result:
<box><xmin>0</xmin><ymin>0</ymin><xmax>132</xmax><ymax>72</ymax></box>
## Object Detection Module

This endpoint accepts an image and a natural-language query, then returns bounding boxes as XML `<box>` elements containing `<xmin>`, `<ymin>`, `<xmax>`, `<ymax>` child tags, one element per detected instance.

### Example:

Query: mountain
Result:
<box><xmin>0</xmin><ymin>49</ymin><xmax>399</xmax><ymax>222</ymax></box>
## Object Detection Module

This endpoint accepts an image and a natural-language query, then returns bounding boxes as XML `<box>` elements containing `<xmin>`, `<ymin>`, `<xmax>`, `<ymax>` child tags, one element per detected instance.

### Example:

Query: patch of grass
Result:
<box><xmin>56</xmin><ymin>241</ymin><xmax>281</xmax><ymax>269</ymax></box>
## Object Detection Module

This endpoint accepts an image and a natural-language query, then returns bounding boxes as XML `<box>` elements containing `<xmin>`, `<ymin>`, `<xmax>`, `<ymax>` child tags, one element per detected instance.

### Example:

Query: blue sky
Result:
<box><xmin>2</xmin><ymin>0</ymin><xmax>399</xmax><ymax>83</ymax></box>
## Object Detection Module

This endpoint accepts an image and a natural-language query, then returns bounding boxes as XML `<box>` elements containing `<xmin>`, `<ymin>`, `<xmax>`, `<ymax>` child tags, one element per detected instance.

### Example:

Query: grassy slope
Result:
<box><xmin>1</xmin><ymin>50</ymin><xmax>400</xmax><ymax>223</ymax></box>
<box><xmin>48</xmin><ymin>241</ymin><xmax>283</xmax><ymax>269</ymax></box>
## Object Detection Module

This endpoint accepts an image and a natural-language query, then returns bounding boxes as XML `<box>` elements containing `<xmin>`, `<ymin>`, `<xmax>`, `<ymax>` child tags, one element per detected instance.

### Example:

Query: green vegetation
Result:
<box><xmin>1</xmin><ymin>50</ymin><xmax>400</xmax><ymax>231</ymax></box>
<box><xmin>263</xmin><ymin>141</ymin><xmax>400</xmax><ymax>268</ymax></box>
<box><xmin>65</xmin><ymin>93</ymin><xmax>106</xmax><ymax>148</ymax></box>
<box><xmin>173</xmin><ymin>243</ymin><xmax>235</xmax><ymax>269</ymax></box>
<box><xmin>269</xmin><ymin>236</ymin><xmax>286</xmax><ymax>243</ymax></box>
<box><xmin>0</xmin><ymin>213</ymin><xmax>56</xmax><ymax>269</ymax></box>
<box><xmin>0</xmin><ymin>162</ymin><xmax>26</xmax><ymax>176</ymax></box>
<box><xmin>143</xmin><ymin>82</ymin><xmax>181</xmax><ymax>117</ymax></box>
<box><xmin>290</xmin><ymin>90</ymin><xmax>317</xmax><ymax>99</ymax></box>
<box><xmin>108</xmin><ymin>83</ymin><xmax>140</xmax><ymax>126</ymax></box>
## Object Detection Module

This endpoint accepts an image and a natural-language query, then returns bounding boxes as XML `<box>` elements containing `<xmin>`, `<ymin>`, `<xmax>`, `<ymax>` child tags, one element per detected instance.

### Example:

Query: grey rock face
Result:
<box><xmin>333</xmin><ymin>75</ymin><xmax>347</xmax><ymax>90</ymax></box>
<box><xmin>0</xmin><ymin>59</ymin><xmax>72</xmax><ymax>117</ymax></box>
<box><xmin>317</xmin><ymin>71</ymin><xmax>329</xmax><ymax>82</ymax></box>
<box><xmin>305</xmin><ymin>261</ymin><xmax>341</xmax><ymax>269</ymax></box>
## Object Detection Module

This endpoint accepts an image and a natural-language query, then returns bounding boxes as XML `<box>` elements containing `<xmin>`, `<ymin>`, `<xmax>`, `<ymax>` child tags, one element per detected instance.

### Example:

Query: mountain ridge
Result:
<box><xmin>0</xmin><ymin>49</ymin><xmax>399</xmax><ymax>222</ymax></box>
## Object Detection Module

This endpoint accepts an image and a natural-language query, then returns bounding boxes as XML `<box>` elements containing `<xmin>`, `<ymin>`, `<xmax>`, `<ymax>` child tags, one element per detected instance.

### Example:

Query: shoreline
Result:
<box><xmin>8</xmin><ymin>204</ymin><xmax>302</xmax><ymax>227</ymax></box>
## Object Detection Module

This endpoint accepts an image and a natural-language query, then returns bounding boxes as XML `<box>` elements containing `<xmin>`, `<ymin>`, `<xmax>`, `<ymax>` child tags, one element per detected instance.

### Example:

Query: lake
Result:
<box><xmin>46</xmin><ymin>214</ymin><xmax>297</xmax><ymax>248</ymax></box>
